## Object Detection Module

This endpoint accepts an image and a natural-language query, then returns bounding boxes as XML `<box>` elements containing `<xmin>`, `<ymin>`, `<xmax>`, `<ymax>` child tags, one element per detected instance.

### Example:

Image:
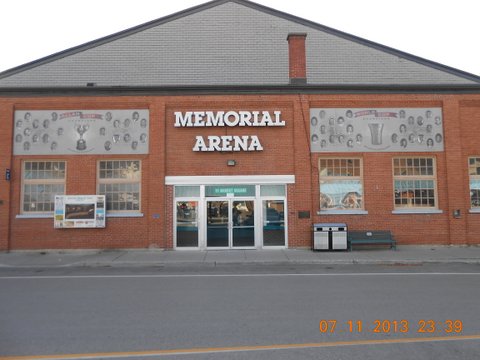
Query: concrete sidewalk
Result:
<box><xmin>0</xmin><ymin>245</ymin><xmax>480</xmax><ymax>268</ymax></box>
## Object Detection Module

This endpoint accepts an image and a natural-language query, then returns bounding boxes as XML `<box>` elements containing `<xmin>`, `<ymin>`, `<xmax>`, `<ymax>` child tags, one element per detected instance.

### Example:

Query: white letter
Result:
<box><xmin>205</xmin><ymin>111</ymin><xmax>225</xmax><ymax>127</ymax></box>
<box><xmin>221</xmin><ymin>135</ymin><xmax>233</xmax><ymax>151</ymax></box>
<box><xmin>238</xmin><ymin>111</ymin><xmax>252</xmax><ymax>126</ymax></box>
<box><xmin>274</xmin><ymin>111</ymin><xmax>285</xmax><ymax>126</ymax></box>
<box><xmin>233</xmin><ymin>135</ymin><xmax>249</xmax><ymax>151</ymax></box>
<box><xmin>193</xmin><ymin>112</ymin><xmax>205</xmax><ymax>127</ymax></box>
<box><xmin>174</xmin><ymin>112</ymin><xmax>193</xmax><ymax>127</ymax></box>
<box><xmin>260</xmin><ymin>111</ymin><xmax>274</xmax><ymax>126</ymax></box>
<box><xmin>193</xmin><ymin>136</ymin><xmax>206</xmax><ymax>151</ymax></box>
<box><xmin>208</xmin><ymin>136</ymin><xmax>221</xmax><ymax>151</ymax></box>
<box><xmin>224</xmin><ymin>111</ymin><xmax>240</xmax><ymax>127</ymax></box>
<box><xmin>248</xmin><ymin>136</ymin><xmax>263</xmax><ymax>151</ymax></box>
<box><xmin>252</xmin><ymin>111</ymin><xmax>260</xmax><ymax>126</ymax></box>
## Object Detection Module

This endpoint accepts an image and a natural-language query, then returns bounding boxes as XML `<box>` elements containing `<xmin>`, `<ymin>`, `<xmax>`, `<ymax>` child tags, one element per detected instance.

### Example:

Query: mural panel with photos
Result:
<box><xmin>13</xmin><ymin>110</ymin><xmax>149</xmax><ymax>155</ymax></box>
<box><xmin>310</xmin><ymin>108</ymin><xmax>444</xmax><ymax>153</ymax></box>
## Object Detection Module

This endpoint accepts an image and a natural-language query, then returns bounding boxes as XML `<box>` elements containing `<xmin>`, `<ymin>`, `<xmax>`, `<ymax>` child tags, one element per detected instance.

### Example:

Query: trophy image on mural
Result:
<box><xmin>368</xmin><ymin>123</ymin><xmax>384</xmax><ymax>145</ymax></box>
<box><xmin>75</xmin><ymin>124</ymin><xmax>89</xmax><ymax>151</ymax></box>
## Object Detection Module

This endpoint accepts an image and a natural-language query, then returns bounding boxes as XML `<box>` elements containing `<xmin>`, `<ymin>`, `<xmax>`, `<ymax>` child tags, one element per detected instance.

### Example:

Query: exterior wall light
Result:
<box><xmin>227</xmin><ymin>160</ymin><xmax>236</xmax><ymax>166</ymax></box>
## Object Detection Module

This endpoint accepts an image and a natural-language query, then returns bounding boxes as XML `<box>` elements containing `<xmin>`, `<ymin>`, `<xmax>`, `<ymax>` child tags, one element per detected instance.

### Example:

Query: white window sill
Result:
<box><xmin>106</xmin><ymin>212</ymin><xmax>144</xmax><ymax>218</ymax></box>
<box><xmin>16</xmin><ymin>214</ymin><xmax>53</xmax><ymax>219</ymax></box>
<box><xmin>469</xmin><ymin>209</ymin><xmax>480</xmax><ymax>213</ymax></box>
<box><xmin>392</xmin><ymin>209</ymin><xmax>443</xmax><ymax>215</ymax></box>
<box><xmin>317</xmin><ymin>210</ymin><xmax>368</xmax><ymax>215</ymax></box>
<box><xmin>16</xmin><ymin>213</ymin><xmax>144</xmax><ymax>219</ymax></box>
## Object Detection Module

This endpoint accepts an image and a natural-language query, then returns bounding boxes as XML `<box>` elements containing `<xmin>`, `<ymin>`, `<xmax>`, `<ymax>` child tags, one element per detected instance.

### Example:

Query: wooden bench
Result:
<box><xmin>347</xmin><ymin>230</ymin><xmax>396</xmax><ymax>251</ymax></box>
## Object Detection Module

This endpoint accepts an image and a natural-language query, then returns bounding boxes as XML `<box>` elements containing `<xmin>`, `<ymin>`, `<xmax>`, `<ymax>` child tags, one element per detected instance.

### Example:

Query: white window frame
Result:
<box><xmin>21</xmin><ymin>160</ymin><xmax>66</xmax><ymax>215</ymax></box>
<box><xmin>392</xmin><ymin>157</ymin><xmax>438</xmax><ymax>211</ymax></box>
<box><xmin>97</xmin><ymin>160</ymin><xmax>142</xmax><ymax>215</ymax></box>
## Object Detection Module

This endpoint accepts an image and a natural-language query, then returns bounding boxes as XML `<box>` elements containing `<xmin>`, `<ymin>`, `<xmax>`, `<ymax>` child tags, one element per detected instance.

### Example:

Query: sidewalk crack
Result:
<box><xmin>111</xmin><ymin>252</ymin><xmax>127</xmax><ymax>261</ymax></box>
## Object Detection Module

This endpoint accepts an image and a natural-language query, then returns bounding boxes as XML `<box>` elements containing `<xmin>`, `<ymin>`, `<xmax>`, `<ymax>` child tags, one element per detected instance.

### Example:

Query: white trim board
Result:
<box><xmin>165</xmin><ymin>175</ymin><xmax>295</xmax><ymax>185</ymax></box>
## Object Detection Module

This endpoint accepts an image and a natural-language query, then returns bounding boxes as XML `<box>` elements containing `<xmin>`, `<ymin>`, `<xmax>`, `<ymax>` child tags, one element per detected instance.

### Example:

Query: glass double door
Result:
<box><xmin>206</xmin><ymin>199</ymin><xmax>255</xmax><ymax>248</ymax></box>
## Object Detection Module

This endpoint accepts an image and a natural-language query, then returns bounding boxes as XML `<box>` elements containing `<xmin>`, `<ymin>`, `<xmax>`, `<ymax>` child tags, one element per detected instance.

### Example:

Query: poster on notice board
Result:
<box><xmin>54</xmin><ymin>195</ymin><xmax>106</xmax><ymax>228</ymax></box>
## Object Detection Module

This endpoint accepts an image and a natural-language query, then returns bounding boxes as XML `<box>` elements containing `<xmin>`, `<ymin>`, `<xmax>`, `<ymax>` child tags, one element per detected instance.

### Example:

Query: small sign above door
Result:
<box><xmin>205</xmin><ymin>185</ymin><xmax>256</xmax><ymax>197</ymax></box>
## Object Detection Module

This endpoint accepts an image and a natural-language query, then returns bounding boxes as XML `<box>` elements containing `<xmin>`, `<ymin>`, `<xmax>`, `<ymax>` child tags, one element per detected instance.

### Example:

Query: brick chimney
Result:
<box><xmin>287</xmin><ymin>33</ymin><xmax>307</xmax><ymax>84</ymax></box>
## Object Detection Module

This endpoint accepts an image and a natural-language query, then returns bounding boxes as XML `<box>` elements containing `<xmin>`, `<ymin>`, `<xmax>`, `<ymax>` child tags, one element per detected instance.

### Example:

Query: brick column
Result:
<box><xmin>0</xmin><ymin>102</ymin><xmax>13</xmax><ymax>250</ymax></box>
<box><xmin>147</xmin><ymin>100</ymin><xmax>167</xmax><ymax>248</ymax></box>
<box><xmin>290</xmin><ymin>95</ymin><xmax>313</xmax><ymax>247</ymax></box>
<box><xmin>443</xmin><ymin>97</ymin><xmax>467</xmax><ymax>244</ymax></box>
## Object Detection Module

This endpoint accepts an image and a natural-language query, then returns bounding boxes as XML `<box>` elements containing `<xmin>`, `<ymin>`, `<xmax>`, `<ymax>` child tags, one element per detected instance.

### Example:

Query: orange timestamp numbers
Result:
<box><xmin>319</xmin><ymin>319</ymin><xmax>463</xmax><ymax>334</ymax></box>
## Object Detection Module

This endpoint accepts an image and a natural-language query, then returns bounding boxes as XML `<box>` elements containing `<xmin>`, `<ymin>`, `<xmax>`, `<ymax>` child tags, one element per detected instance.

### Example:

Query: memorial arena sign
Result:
<box><xmin>174</xmin><ymin>111</ymin><xmax>286</xmax><ymax>152</ymax></box>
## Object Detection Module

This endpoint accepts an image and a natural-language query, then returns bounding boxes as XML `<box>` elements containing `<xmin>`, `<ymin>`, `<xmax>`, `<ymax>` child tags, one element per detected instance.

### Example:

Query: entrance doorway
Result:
<box><xmin>206</xmin><ymin>199</ymin><xmax>255</xmax><ymax>248</ymax></box>
<box><xmin>169</xmin><ymin>177</ymin><xmax>293</xmax><ymax>249</ymax></box>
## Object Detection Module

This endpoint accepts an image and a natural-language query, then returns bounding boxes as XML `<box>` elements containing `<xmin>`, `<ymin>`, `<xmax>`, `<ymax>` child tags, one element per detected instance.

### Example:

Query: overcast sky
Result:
<box><xmin>1</xmin><ymin>0</ymin><xmax>479</xmax><ymax>76</ymax></box>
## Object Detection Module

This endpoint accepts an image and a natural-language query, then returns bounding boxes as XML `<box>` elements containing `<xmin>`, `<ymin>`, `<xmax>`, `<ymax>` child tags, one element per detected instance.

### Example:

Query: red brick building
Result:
<box><xmin>1</xmin><ymin>0</ymin><xmax>480</xmax><ymax>250</ymax></box>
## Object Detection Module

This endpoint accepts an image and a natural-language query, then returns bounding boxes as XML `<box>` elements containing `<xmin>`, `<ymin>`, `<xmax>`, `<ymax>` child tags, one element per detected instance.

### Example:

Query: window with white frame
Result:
<box><xmin>393</xmin><ymin>157</ymin><xmax>437</xmax><ymax>209</ymax></box>
<box><xmin>98</xmin><ymin>160</ymin><xmax>141</xmax><ymax>212</ymax></box>
<box><xmin>319</xmin><ymin>158</ymin><xmax>363</xmax><ymax>210</ymax></box>
<box><xmin>468</xmin><ymin>157</ymin><xmax>480</xmax><ymax>208</ymax></box>
<box><xmin>22</xmin><ymin>161</ymin><xmax>66</xmax><ymax>213</ymax></box>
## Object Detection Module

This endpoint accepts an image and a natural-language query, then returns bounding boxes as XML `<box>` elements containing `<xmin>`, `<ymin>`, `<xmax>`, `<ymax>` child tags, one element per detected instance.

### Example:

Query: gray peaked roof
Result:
<box><xmin>1</xmin><ymin>0</ymin><xmax>479</xmax><ymax>91</ymax></box>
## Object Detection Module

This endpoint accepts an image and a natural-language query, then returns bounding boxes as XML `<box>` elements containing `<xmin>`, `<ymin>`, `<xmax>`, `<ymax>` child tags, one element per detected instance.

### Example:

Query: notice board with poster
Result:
<box><xmin>54</xmin><ymin>195</ymin><xmax>106</xmax><ymax>228</ymax></box>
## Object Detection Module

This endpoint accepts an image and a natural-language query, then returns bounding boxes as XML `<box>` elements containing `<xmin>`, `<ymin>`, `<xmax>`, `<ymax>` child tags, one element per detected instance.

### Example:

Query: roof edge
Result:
<box><xmin>1</xmin><ymin>83</ymin><xmax>480</xmax><ymax>97</ymax></box>
<box><xmin>1</xmin><ymin>0</ymin><xmax>479</xmax><ymax>84</ymax></box>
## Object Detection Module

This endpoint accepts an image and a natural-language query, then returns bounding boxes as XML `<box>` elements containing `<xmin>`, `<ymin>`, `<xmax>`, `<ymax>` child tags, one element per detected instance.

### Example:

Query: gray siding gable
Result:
<box><xmin>1</xmin><ymin>0</ymin><xmax>479</xmax><ymax>89</ymax></box>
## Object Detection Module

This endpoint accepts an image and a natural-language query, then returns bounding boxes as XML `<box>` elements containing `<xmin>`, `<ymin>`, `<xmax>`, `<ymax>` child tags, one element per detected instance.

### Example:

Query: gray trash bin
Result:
<box><xmin>313</xmin><ymin>223</ymin><xmax>347</xmax><ymax>250</ymax></box>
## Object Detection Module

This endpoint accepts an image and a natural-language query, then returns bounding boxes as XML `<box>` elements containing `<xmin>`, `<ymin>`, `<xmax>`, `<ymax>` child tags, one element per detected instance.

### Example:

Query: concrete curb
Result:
<box><xmin>1</xmin><ymin>246</ymin><xmax>480</xmax><ymax>269</ymax></box>
<box><xmin>1</xmin><ymin>258</ymin><xmax>480</xmax><ymax>269</ymax></box>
